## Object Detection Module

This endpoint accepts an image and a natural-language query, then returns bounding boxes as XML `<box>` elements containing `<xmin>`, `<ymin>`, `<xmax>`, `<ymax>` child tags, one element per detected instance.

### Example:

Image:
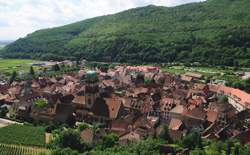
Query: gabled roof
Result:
<box><xmin>184</xmin><ymin>108</ymin><xmax>206</xmax><ymax>121</ymax></box>
<box><xmin>72</xmin><ymin>96</ymin><xmax>85</xmax><ymax>105</ymax></box>
<box><xmin>206</xmin><ymin>110</ymin><xmax>218</xmax><ymax>123</ymax></box>
<box><xmin>169</xmin><ymin>105</ymin><xmax>187</xmax><ymax>114</ymax></box>
<box><xmin>105</xmin><ymin>98</ymin><xmax>122</xmax><ymax>119</ymax></box>
<box><xmin>169</xmin><ymin>118</ymin><xmax>183</xmax><ymax>130</ymax></box>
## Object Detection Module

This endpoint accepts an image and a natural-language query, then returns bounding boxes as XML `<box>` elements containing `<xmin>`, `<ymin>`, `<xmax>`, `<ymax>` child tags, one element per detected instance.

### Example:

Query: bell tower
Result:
<box><xmin>85</xmin><ymin>71</ymin><xmax>99</xmax><ymax>109</ymax></box>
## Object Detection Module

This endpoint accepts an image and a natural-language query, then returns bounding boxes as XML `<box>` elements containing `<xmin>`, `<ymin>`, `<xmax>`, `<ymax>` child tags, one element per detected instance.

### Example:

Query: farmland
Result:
<box><xmin>0</xmin><ymin>144</ymin><xmax>50</xmax><ymax>155</ymax></box>
<box><xmin>0</xmin><ymin>59</ymin><xmax>36</xmax><ymax>75</ymax></box>
<box><xmin>0</xmin><ymin>124</ymin><xmax>45</xmax><ymax>147</ymax></box>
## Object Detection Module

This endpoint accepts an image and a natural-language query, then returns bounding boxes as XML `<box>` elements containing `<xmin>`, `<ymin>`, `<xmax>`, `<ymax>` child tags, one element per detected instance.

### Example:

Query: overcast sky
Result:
<box><xmin>0</xmin><ymin>0</ymin><xmax>204</xmax><ymax>40</ymax></box>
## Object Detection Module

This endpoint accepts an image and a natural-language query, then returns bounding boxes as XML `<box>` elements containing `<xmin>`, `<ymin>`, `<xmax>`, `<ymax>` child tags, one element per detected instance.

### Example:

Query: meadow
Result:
<box><xmin>0</xmin><ymin>124</ymin><xmax>46</xmax><ymax>147</ymax></box>
<box><xmin>0</xmin><ymin>59</ymin><xmax>36</xmax><ymax>75</ymax></box>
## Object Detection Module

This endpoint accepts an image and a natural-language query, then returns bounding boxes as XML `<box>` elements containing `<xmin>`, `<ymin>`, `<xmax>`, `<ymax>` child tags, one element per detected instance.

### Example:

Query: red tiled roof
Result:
<box><xmin>209</xmin><ymin>84</ymin><xmax>250</xmax><ymax>107</ymax></box>
<box><xmin>184</xmin><ymin>108</ymin><xmax>206</xmax><ymax>121</ymax></box>
<box><xmin>105</xmin><ymin>98</ymin><xmax>122</xmax><ymax>119</ymax></box>
<box><xmin>170</xmin><ymin>105</ymin><xmax>187</xmax><ymax>114</ymax></box>
<box><xmin>206</xmin><ymin>110</ymin><xmax>218</xmax><ymax>123</ymax></box>
<box><xmin>169</xmin><ymin>118</ymin><xmax>183</xmax><ymax>130</ymax></box>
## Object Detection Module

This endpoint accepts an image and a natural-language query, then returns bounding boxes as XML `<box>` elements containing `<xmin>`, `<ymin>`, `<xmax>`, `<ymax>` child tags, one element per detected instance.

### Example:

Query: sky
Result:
<box><xmin>0</xmin><ymin>0</ymin><xmax>204</xmax><ymax>40</ymax></box>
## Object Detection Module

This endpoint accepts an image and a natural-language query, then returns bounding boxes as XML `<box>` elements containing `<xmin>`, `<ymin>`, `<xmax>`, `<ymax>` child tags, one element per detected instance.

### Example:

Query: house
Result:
<box><xmin>110</xmin><ymin>119</ymin><xmax>131</xmax><ymax>136</ymax></box>
<box><xmin>167</xmin><ymin>118</ymin><xmax>186</xmax><ymax>140</ymax></box>
<box><xmin>160</xmin><ymin>98</ymin><xmax>177</xmax><ymax>114</ymax></box>
<box><xmin>209</xmin><ymin>85</ymin><xmax>250</xmax><ymax>112</ymax></box>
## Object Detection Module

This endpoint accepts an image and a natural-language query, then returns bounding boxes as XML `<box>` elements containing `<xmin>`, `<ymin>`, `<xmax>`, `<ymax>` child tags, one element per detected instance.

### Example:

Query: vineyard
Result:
<box><xmin>0</xmin><ymin>144</ymin><xmax>50</xmax><ymax>155</ymax></box>
<box><xmin>0</xmin><ymin>124</ymin><xmax>45</xmax><ymax>146</ymax></box>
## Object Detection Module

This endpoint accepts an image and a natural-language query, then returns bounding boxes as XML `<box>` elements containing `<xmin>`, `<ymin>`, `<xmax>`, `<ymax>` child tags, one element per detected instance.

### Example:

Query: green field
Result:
<box><xmin>0</xmin><ymin>124</ymin><xmax>46</xmax><ymax>147</ymax></box>
<box><xmin>0</xmin><ymin>59</ymin><xmax>36</xmax><ymax>75</ymax></box>
<box><xmin>0</xmin><ymin>143</ymin><xmax>50</xmax><ymax>155</ymax></box>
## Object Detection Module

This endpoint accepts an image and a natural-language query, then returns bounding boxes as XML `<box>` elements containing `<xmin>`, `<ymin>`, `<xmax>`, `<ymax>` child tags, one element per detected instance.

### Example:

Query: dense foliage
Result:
<box><xmin>0</xmin><ymin>124</ymin><xmax>45</xmax><ymax>147</ymax></box>
<box><xmin>2</xmin><ymin>0</ymin><xmax>250</xmax><ymax>66</ymax></box>
<box><xmin>47</xmin><ymin>126</ymin><xmax>250</xmax><ymax>155</ymax></box>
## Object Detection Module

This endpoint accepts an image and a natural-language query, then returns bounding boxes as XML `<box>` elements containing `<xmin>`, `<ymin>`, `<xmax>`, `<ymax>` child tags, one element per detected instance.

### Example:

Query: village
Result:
<box><xmin>0</xmin><ymin>60</ymin><xmax>250</xmax><ymax>154</ymax></box>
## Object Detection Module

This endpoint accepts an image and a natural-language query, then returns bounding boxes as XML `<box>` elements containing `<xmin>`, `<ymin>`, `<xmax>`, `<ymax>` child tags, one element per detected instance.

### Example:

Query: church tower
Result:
<box><xmin>85</xmin><ymin>71</ymin><xmax>99</xmax><ymax>109</ymax></box>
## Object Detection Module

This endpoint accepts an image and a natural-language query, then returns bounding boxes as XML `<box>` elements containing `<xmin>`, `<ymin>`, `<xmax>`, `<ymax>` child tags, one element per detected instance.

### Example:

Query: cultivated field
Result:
<box><xmin>0</xmin><ymin>59</ymin><xmax>36</xmax><ymax>75</ymax></box>
<box><xmin>0</xmin><ymin>143</ymin><xmax>50</xmax><ymax>155</ymax></box>
<box><xmin>0</xmin><ymin>124</ymin><xmax>45</xmax><ymax>147</ymax></box>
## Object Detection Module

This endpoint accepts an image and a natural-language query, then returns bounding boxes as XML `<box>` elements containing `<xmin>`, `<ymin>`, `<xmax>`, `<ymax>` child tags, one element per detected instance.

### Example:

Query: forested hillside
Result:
<box><xmin>2</xmin><ymin>0</ymin><xmax>250</xmax><ymax>66</ymax></box>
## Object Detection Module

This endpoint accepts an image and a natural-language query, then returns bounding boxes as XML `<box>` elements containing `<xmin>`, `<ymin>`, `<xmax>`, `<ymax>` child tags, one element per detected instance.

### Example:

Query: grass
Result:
<box><xmin>0</xmin><ymin>124</ymin><xmax>46</xmax><ymax>147</ymax></box>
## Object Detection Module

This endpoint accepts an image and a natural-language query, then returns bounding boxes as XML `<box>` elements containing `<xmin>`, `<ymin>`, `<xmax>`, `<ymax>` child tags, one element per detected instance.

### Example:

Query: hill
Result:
<box><xmin>1</xmin><ymin>0</ymin><xmax>250</xmax><ymax>66</ymax></box>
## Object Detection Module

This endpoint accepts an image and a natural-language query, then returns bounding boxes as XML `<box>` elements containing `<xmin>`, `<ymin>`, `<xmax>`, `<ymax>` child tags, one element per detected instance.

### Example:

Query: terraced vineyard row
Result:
<box><xmin>0</xmin><ymin>144</ymin><xmax>50</xmax><ymax>155</ymax></box>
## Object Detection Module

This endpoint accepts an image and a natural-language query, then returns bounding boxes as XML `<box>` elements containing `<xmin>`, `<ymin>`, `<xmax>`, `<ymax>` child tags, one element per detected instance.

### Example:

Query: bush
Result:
<box><xmin>34</xmin><ymin>98</ymin><xmax>48</xmax><ymax>108</ymax></box>
<box><xmin>101</xmin><ymin>133</ymin><xmax>119</xmax><ymax>149</ymax></box>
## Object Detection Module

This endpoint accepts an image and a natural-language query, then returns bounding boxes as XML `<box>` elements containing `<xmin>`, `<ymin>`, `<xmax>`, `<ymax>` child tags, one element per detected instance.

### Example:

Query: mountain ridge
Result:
<box><xmin>2</xmin><ymin>0</ymin><xmax>250</xmax><ymax>66</ymax></box>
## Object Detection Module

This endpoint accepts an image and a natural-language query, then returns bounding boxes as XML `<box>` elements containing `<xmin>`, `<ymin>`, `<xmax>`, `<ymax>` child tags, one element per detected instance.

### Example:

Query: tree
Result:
<box><xmin>218</xmin><ymin>95</ymin><xmax>228</xmax><ymax>103</ymax></box>
<box><xmin>226</xmin><ymin>142</ymin><xmax>231</xmax><ymax>155</ymax></box>
<box><xmin>9</xmin><ymin>71</ymin><xmax>17</xmax><ymax>85</ymax></box>
<box><xmin>102</xmin><ymin>133</ymin><xmax>119</xmax><ymax>149</ymax></box>
<box><xmin>234</xmin><ymin>145</ymin><xmax>239</xmax><ymax>155</ymax></box>
<box><xmin>159</xmin><ymin>125</ymin><xmax>172</xmax><ymax>143</ymax></box>
<box><xmin>244</xmin><ymin>78</ymin><xmax>250</xmax><ymax>93</ymax></box>
<box><xmin>0</xmin><ymin>107</ymin><xmax>8</xmax><ymax>118</ymax></box>
<box><xmin>49</xmin><ymin>129</ymin><xmax>86</xmax><ymax>152</ymax></box>
<box><xmin>144</xmin><ymin>78</ymin><xmax>154</xmax><ymax>86</ymax></box>
<box><xmin>52</xmin><ymin>64</ymin><xmax>60</xmax><ymax>72</ymax></box>
<box><xmin>182</xmin><ymin>130</ymin><xmax>202</xmax><ymax>149</ymax></box>
<box><xmin>29</xmin><ymin>66</ymin><xmax>35</xmax><ymax>76</ymax></box>
<box><xmin>77</xmin><ymin>123</ymin><xmax>89</xmax><ymax>132</ymax></box>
